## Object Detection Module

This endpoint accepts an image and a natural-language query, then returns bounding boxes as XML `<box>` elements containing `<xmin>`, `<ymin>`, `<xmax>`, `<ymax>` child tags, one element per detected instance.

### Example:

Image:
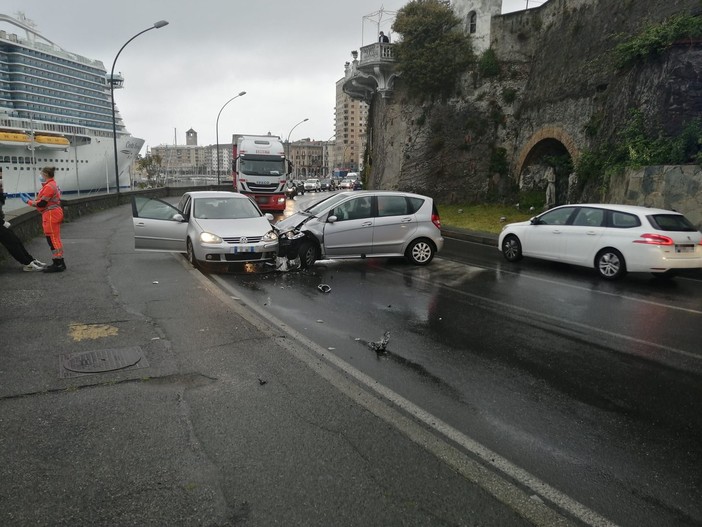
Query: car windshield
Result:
<box><xmin>193</xmin><ymin>197</ymin><xmax>261</xmax><ymax>219</ymax></box>
<box><xmin>239</xmin><ymin>156</ymin><xmax>285</xmax><ymax>176</ymax></box>
<box><xmin>647</xmin><ymin>213</ymin><xmax>697</xmax><ymax>232</ymax></box>
<box><xmin>305</xmin><ymin>193</ymin><xmax>350</xmax><ymax>216</ymax></box>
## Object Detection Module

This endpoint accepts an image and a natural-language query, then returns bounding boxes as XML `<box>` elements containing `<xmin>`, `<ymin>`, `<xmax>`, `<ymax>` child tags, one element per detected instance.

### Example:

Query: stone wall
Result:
<box><xmin>607</xmin><ymin>166</ymin><xmax>702</xmax><ymax>229</ymax></box>
<box><xmin>368</xmin><ymin>0</ymin><xmax>702</xmax><ymax>222</ymax></box>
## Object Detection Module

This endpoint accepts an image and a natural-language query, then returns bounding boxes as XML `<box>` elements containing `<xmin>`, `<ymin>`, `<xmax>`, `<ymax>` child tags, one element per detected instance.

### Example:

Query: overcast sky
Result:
<box><xmin>4</xmin><ymin>1</ymin><xmax>531</xmax><ymax>152</ymax></box>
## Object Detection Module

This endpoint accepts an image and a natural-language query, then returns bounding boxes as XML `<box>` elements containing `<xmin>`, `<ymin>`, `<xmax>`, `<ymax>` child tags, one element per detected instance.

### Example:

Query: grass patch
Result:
<box><xmin>439</xmin><ymin>203</ymin><xmax>534</xmax><ymax>234</ymax></box>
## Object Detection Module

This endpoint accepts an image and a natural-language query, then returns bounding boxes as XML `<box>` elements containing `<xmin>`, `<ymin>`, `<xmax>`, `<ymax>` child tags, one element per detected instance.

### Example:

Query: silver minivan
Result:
<box><xmin>275</xmin><ymin>191</ymin><xmax>444</xmax><ymax>267</ymax></box>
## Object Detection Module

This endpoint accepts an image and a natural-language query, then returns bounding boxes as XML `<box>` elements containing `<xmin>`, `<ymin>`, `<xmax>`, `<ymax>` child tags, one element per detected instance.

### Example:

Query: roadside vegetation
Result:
<box><xmin>439</xmin><ymin>203</ymin><xmax>533</xmax><ymax>234</ymax></box>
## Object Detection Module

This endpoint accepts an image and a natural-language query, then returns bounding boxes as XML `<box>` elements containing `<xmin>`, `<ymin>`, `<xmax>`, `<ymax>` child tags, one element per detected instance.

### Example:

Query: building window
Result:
<box><xmin>468</xmin><ymin>11</ymin><xmax>477</xmax><ymax>34</ymax></box>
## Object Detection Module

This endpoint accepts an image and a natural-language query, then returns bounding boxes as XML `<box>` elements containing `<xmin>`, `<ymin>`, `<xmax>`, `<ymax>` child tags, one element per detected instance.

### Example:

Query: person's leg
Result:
<box><xmin>42</xmin><ymin>212</ymin><xmax>65</xmax><ymax>273</ymax></box>
<box><xmin>0</xmin><ymin>225</ymin><xmax>35</xmax><ymax>266</ymax></box>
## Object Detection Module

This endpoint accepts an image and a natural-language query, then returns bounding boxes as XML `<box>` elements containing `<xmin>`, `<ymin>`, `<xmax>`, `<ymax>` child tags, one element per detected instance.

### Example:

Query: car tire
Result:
<box><xmin>501</xmin><ymin>235</ymin><xmax>523</xmax><ymax>262</ymax></box>
<box><xmin>405</xmin><ymin>238</ymin><xmax>435</xmax><ymax>265</ymax></box>
<box><xmin>186</xmin><ymin>238</ymin><xmax>199</xmax><ymax>268</ymax></box>
<box><xmin>298</xmin><ymin>240</ymin><xmax>318</xmax><ymax>269</ymax></box>
<box><xmin>596</xmin><ymin>248</ymin><xmax>626</xmax><ymax>280</ymax></box>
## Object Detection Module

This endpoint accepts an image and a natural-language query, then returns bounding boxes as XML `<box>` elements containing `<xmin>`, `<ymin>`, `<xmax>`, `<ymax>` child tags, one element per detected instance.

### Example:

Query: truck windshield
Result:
<box><xmin>239</xmin><ymin>156</ymin><xmax>285</xmax><ymax>177</ymax></box>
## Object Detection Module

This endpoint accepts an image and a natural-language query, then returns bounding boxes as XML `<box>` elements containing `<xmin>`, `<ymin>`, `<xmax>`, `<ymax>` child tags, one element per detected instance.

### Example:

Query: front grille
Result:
<box><xmin>222</xmin><ymin>236</ymin><xmax>263</xmax><ymax>244</ymax></box>
<box><xmin>246</xmin><ymin>183</ymin><xmax>280</xmax><ymax>192</ymax></box>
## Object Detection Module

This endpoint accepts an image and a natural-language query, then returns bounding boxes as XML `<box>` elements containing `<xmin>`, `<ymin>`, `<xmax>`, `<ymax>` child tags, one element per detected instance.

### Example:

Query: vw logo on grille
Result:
<box><xmin>240</xmin><ymin>237</ymin><xmax>248</xmax><ymax>244</ymax></box>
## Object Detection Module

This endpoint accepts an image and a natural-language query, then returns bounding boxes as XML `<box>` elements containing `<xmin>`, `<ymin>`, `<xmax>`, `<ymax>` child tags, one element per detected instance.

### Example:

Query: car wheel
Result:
<box><xmin>186</xmin><ymin>238</ymin><xmax>199</xmax><ymax>268</ymax></box>
<box><xmin>405</xmin><ymin>238</ymin><xmax>435</xmax><ymax>265</ymax></box>
<box><xmin>596</xmin><ymin>248</ymin><xmax>626</xmax><ymax>280</ymax></box>
<box><xmin>501</xmin><ymin>234</ymin><xmax>523</xmax><ymax>262</ymax></box>
<box><xmin>298</xmin><ymin>240</ymin><xmax>318</xmax><ymax>269</ymax></box>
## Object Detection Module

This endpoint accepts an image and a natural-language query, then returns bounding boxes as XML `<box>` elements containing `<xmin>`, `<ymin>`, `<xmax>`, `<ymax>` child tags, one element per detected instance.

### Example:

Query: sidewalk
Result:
<box><xmin>0</xmin><ymin>204</ymin><xmax>536</xmax><ymax>526</ymax></box>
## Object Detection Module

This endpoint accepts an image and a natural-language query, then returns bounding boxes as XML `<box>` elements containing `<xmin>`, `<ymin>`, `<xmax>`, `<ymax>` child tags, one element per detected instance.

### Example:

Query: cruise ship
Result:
<box><xmin>0</xmin><ymin>12</ymin><xmax>144</xmax><ymax>200</ymax></box>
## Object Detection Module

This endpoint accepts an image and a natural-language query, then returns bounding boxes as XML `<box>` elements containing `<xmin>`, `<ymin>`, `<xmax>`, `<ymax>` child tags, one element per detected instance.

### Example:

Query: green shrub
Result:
<box><xmin>614</xmin><ymin>14</ymin><xmax>702</xmax><ymax>68</ymax></box>
<box><xmin>478</xmin><ymin>48</ymin><xmax>501</xmax><ymax>77</ymax></box>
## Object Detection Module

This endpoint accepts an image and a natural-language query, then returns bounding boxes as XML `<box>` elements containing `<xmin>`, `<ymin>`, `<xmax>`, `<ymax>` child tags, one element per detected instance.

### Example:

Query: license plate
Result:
<box><xmin>232</xmin><ymin>246</ymin><xmax>255</xmax><ymax>253</ymax></box>
<box><xmin>256</xmin><ymin>196</ymin><xmax>268</xmax><ymax>204</ymax></box>
<box><xmin>675</xmin><ymin>244</ymin><xmax>694</xmax><ymax>253</ymax></box>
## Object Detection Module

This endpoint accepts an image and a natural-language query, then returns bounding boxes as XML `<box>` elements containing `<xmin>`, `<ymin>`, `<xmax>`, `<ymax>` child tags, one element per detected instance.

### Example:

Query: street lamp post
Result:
<box><xmin>286</xmin><ymin>118</ymin><xmax>308</xmax><ymax>180</ymax></box>
<box><xmin>111</xmin><ymin>20</ymin><xmax>168</xmax><ymax>197</ymax></box>
<box><xmin>216</xmin><ymin>91</ymin><xmax>247</xmax><ymax>185</ymax></box>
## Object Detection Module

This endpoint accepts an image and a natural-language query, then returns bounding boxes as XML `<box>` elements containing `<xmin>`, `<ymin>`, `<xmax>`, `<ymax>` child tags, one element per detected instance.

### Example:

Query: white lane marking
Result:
<box><xmin>202</xmin><ymin>271</ymin><xmax>619</xmax><ymax>527</ymax></box>
<box><xmin>440</xmin><ymin>240</ymin><xmax>702</xmax><ymax>316</ymax></box>
<box><xmin>388</xmin><ymin>260</ymin><xmax>702</xmax><ymax>364</ymax></box>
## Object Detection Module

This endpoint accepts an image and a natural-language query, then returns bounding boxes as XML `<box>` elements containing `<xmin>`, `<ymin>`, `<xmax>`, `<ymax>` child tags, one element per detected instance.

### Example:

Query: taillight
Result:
<box><xmin>431</xmin><ymin>213</ymin><xmax>441</xmax><ymax>230</ymax></box>
<box><xmin>633</xmin><ymin>233</ymin><xmax>674</xmax><ymax>245</ymax></box>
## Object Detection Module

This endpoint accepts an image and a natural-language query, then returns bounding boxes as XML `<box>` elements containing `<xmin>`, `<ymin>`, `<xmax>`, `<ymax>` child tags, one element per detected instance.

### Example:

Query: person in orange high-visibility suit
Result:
<box><xmin>20</xmin><ymin>166</ymin><xmax>66</xmax><ymax>273</ymax></box>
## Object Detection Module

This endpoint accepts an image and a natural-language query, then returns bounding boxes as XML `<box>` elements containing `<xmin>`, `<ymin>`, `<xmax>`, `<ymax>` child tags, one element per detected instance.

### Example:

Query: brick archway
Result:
<box><xmin>515</xmin><ymin>126</ymin><xmax>580</xmax><ymax>178</ymax></box>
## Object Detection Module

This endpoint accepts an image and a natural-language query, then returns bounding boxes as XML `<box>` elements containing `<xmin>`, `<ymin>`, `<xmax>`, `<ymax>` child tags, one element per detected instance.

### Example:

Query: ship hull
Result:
<box><xmin>1</xmin><ymin>134</ymin><xmax>144</xmax><ymax>198</ymax></box>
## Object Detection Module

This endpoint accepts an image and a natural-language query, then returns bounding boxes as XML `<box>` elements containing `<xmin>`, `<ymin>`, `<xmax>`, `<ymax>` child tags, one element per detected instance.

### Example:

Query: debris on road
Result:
<box><xmin>317</xmin><ymin>284</ymin><xmax>331</xmax><ymax>293</ymax></box>
<box><xmin>368</xmin><ymin>331</ymin><xmax>390</xmax><ymax>353</ymax></box>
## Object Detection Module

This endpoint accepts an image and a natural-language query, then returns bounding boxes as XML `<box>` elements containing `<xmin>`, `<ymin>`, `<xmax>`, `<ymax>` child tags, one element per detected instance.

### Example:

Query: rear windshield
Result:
<box><xmin>647</xmin><ymin>214</ymin><xmax>697</xmax><ymax>232</ymax></box>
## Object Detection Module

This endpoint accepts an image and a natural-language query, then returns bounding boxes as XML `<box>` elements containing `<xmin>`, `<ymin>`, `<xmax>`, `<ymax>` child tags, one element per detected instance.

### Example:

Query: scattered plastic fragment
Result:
<box><xmin>327</xmin><ymin>347</ymin><xmax>336</xmax><ymax>350</ymax></box>
<box><xmin>369</xmin><ymin>331</ymin><xmax>390</xmax><ymax>353</ymax></box>
<box><xmin>318</xmin><ymin>284</ymin><xmax>331</xmax><ymax>293</ymax></box>
<box><xmin>152</xmin><ymin>281</ymin><xmax>159</xmax><ymax>284</ymax></box>
<box><xmin>258</xmin><ymin>378</ymin><xmax>267</xmax><ymax>385</ymax></box>
<box><xmin>317</xmin><ymin>320</ymin><xmax>324</xmax><ymax>323</ymax></box>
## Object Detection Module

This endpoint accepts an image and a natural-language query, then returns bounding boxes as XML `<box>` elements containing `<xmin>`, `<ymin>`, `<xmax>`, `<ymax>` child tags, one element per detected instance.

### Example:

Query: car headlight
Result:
<box><xmin>200</xmin><ymin>232</ymin><xmax>222</xmax><ymax>244</ymax></box>
<box><xmin>263</xmin><ymin>230</ymin><xmax>278</xmax><ymax>242</ymax></box>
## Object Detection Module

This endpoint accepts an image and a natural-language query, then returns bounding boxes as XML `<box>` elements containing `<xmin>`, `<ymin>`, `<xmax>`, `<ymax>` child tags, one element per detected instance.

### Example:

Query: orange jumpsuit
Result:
<box><xmin>28</xmin><ymin>179</ymin><xmax>64</xmax><ymax>259</ymax></box>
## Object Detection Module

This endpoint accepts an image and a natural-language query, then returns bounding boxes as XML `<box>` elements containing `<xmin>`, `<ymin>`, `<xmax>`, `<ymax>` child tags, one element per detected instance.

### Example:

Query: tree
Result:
<box><xmin>136</xmin><ymin>154</ymin><xmax>163</xmax><ymax>184</ymax></box>
<box><xmin>392</xmin><ymin>0</ymin><xmax>474</xmax><ymax>100</ymax></box>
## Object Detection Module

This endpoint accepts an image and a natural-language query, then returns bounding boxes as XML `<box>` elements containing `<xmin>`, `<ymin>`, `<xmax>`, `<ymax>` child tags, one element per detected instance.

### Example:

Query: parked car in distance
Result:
<box><xmin>275</xmin><ymin>191</ymin><xmax>444</xmax><ymax>268</ymax></box>
<box><xmin>319</xmin><ymin>178</ymin><xmax>336</xmax><ymax>191</ymax></box>
<box><xmin>132</xmin><ymin>191</ymin><xmax>278</xmax><ymax>269</ymax></box>
<box><xmin>304</xmin><ymin>178</ymin><xmax>321</xmax><ymax>192</ymax></box>
<box><xmin>498</xmin><ymin>203</ymin><xmax>702</xmax><ymax>280</ymax></box>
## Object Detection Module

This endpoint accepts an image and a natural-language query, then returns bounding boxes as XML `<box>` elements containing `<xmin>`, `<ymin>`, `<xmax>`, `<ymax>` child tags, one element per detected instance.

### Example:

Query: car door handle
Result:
<box><xmin>361</xmin><ymin>221</ymin><xmax>373</xmax><ymax>227</ymax></box>
<box><xmin>401</xmin><ymin>217</ymin><xmax>413</xmax><ymax>223</ymax></box>
<box><xmin>552</xmin><ymin>229</ymin><xmax>561</xmax><ymax>234</ymax></box>
<box><xmin>586</xmin><ymin>231</ymin><xmax>597</xmax><ymax>235</ymax></box>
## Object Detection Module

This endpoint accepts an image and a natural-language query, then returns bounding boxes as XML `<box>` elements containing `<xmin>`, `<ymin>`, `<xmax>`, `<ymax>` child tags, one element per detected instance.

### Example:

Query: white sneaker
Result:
<box><xmin>23</xmin><ymin>260</ymin><xmax>46</xmax><ymax>272</ymax></box>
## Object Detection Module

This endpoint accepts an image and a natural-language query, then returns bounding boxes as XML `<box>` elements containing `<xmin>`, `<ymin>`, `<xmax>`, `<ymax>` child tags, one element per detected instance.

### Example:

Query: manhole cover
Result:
<box><xmin>60</xmin><ymin>346</ymin><xmax>149</xmax><ymax>378</ymax></box>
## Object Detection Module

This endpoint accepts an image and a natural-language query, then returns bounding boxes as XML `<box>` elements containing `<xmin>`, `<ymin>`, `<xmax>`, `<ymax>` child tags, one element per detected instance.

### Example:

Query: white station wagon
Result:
<box><xmin>498</xmin><ymin>204</ymin><xmax>702</xmax><ymax>279</ymax></box>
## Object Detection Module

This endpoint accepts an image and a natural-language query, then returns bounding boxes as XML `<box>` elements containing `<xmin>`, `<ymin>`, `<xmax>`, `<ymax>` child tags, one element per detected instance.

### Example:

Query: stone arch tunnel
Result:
<box><xmin>515</xmin><ymin>127</ymin><xmax>580</xmax><ymax>206</ymax></box>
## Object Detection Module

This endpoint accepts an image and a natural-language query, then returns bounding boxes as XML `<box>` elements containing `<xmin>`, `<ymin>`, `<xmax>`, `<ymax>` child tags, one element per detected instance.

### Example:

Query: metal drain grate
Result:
<box><xmin>59</xmin><ymin>346</ymin><xmax>149</xmax><ymax>379</ymax></box>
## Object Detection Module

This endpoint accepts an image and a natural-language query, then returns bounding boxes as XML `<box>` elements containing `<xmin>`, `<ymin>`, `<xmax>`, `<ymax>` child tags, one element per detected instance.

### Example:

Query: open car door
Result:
<box><xmin>132</xmin><ymin>196</ymin><xmax>188</xmax><ymax>253</ymax></box>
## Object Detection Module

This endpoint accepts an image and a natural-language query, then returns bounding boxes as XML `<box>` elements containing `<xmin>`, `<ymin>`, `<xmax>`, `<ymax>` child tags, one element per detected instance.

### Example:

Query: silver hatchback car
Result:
<box><xmin>275</xmin><ymin>191</ymin><xmax>444</xmax><ymax>267</ymax></box>
<box><xmin>132</xmin><ymin>191</ymin><xmax>278</xmax><ymax>268</ymax></box>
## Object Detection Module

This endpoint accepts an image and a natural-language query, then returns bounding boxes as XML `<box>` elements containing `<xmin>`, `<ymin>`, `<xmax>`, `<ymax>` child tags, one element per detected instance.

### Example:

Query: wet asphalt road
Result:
<box><xmin>213</xmin><ymin>193</ymin><xmax>702</xmax><ymax>527</ymax></box>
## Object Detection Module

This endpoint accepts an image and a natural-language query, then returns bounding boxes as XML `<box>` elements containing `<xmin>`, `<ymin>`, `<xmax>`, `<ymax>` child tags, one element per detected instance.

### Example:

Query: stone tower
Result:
<box><xmin>186</xmin><ymin>128</ymin><xmax>197</xmax><ymax>146</ymax></box>
<box><xmin>451</xmin><ymin>0</ymin><xmax>502</xmax><ymax>53</ymax></box>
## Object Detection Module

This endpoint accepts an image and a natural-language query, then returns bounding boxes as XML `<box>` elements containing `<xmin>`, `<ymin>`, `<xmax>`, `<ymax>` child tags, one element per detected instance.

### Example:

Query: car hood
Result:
<box><xmin>194</xmin><ymin>217</ymin><xmax>273</xmax><ymax>236</ymax></box>
<box><xmin>275</xmin><ymin>212</ymin><xmax>314</xmax><ymax>231</ymax></box>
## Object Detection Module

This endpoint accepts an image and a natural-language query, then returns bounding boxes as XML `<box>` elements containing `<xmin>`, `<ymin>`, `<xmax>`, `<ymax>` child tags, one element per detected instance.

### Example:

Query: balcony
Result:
<box><xmin>342</xmin><ymin>42</ymin><xmax>398</xmax><ymax>102</ymax></box>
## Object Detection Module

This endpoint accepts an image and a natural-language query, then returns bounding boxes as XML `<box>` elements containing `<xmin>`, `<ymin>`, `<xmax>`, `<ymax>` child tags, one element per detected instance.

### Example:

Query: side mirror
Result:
<box><xmin>530</xmin><ymin>217</ymin><xmax>539</xmax><ymax>225</ymax></box>
<box><xmin>328</xmin><ymin>215</ymin><xmax>338</xmax><ymax>223</ymax></box>
<box><xmin>172</xmin><ymin>213</ymin><xmax>185</xmax><ymax>222</ymax></box>
<box><xmin>265</xmin><ymin>213</ymin><xmax>274</xmax><ymax>223</ymax></box>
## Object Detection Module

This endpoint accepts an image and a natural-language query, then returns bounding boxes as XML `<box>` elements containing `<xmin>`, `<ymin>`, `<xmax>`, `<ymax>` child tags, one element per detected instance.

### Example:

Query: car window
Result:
<box><xmin>134</xmin><ymin>197</ymin><xmax>180</xmax><ymax>221</ymax></box>
<box><xmin>572</xmin><ymin>207</ymin><xmax>604</xmax><ymax>227</ymax></box>
<box><xmin>407</xmin><ymin>197</ymin><xmax>424</xmax><ymax>214</ymax></box>
<box><xmin>306</xmin><ymin>193</ymin><xmax>348</xmax><ymax>215</ymax></box>
<box><xmin>647</xmin><ymin>214</ymin><xmax>697</xmax><ymax>232</ymax></box>
<box><xmin>610</xmin><ymin>211</ymin><xmax>641</xmax><ymax>228</ymax></box>
<box><xmin>537</xmin><ymin>207</ymin><xmax>576</xmax><ymax>225</ymax></box>
<box><xmin>333</xmin><ymin>196</ymin><xmax>373</xmax><ymax>221</ymax></box>
<box><xmin>377</xmin><ymin>196</ymin><xmax>409</xmax><ymax>217</ymax></box>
